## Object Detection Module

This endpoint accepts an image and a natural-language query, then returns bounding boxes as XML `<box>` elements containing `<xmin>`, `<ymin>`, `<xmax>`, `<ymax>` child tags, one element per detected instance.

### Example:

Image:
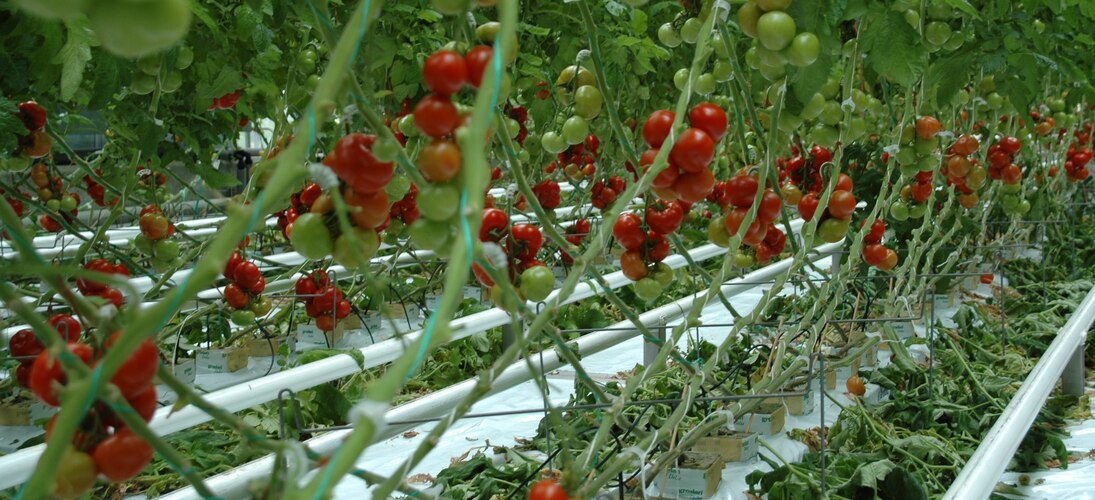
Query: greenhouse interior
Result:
<box><xmin>1</xmin><ymin>0</ymin><xmax>1095</xmax><ymax>498</ymax></box>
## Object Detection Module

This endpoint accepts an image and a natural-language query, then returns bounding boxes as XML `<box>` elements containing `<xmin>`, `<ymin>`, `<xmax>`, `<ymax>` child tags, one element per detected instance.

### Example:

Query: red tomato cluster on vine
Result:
<box><xmin>641</xmin><ymin>102</ymin><xmax>725</xmax><ymax>203</ymax></box>
<box><xmin>222</xmin><ymin>250</ymin><xmax>272</xmax><ymax>325</ymax></box>
<box><xmin>986</xmin><ymin>135</ymin><xmax>1022</xmax><ymax>183</ymax></box>
<box><xmin>797</xmin><ymin>170</ymin><xmax>856</xmax><ymax>244</ymax></box>
<box><xmin>76</xmin><ymin>259</ymin><xmax>130</xmax><ymax>309</ymax></box>
<box><xmin>708</xmin><ymin>173</ymin><xmax>788</xmax><ymax>264</ymax></box>
<box><xmin>612</xmin><ymin>212</ymin><xmax>671</xmax><ymax>281</ymax></box>
<box><xmin>1064</xmin><ymin>139</ymin><xmax>1092</xmax><ymax>182</ymax></box>
<box><xmin>778</xmin><ymin>144</ymin><xmax>832</xmax><ymax>195</ymax></box>
<box><xmin>591</xmin><ymin>176</ymin><xmax>625</xmax><ymax>210</ymax></box>
<box><xmin>389</xmin><ymin>183</ymin><xmax>421</xmax><ymax>225</ymax></box>
<box><xmin>942</xmin><ymin>133</ymin><xmax>986</xmax><ymax>209</ymax></box>
<box><xmin>547</xmin><ymin>134</ymin><xmax>600</xmax><ymax>181</ymax></box>
<box><xmin>506</xmin><ymin>104</ymin><xmax>529</xmax><ymax>146</ymax></box>
<box><xmin>473</xmin><ymin>208</ymin><xmax>554</xmax><ymax>303</ymax></box>
<box><xmin>559</xmin><ymin>218</ymin><xmax>591</xmax><ymax>265</ymax></box>
<box><xmin>17</xmin><ymin>327</ymin><xmax>160</xmax><ymax>495</ymax></box>
<box><xmin>13</xmin><ymin>100</ymin><xmax>52</xmax><ymax>159</ymax></box>
<box><xmin>531</xmin><ymin>179</ymin><xmax>561</xmax><ymax>210</ymax></box>
<box><xmin>82</xmin><ymin>171</ymin><xmax>115</xmax><ymax>207</ymax></box>
<box><xmin>860</xmin><ymin>219</ymin><xmax>897</xmax><ymax>271</ymax></box>
<box><xmin>295</xmin><ymin>270</ymin><xmax>352</xmax><ymax>331</ymax></box>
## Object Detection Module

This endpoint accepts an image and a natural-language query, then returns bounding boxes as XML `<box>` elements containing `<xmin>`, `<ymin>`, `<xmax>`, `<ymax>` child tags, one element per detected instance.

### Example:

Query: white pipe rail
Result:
<box><xmin>0</xmin><ymin>215</ymin><xmax>774</xmax><ymax>489</ymax></box>
<box><xmin>943</xmin><ymin>286</ymin><xmax>1095</xmax><ymax>500</ymax></box>
<box><xmin>161</xmin><ymin>240</ymin><xmax>840</xmax><ymax>499</ymax></box>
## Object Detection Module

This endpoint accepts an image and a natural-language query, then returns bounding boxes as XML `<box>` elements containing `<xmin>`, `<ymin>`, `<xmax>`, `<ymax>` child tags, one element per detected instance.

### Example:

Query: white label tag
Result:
<box><xmin>895</xmin><ymin>321</ymin><xmax>914</xmax><ymax>339</ymax></box>
<box><xmin>196</xmin><ymin>350</ymin><xmax>228</xmax><ymax>373</ymax></box>
<box><xmin>173</xmin><ymin>359</ymin><xmax>196</xmax><ymax>384</ymax></box>
<box><xmin>462</xmin><ymin>285</ymin><xmax>481</xmax><ymax>300</ymax></box>
<box><xmin>425</xmin><ymin>294</ymin><xmax>442</xmax><ymax>311</ymax></box>
<box><xmin>364</xmin><ymin>313</ymin><xmax>382</xmax><ymax>330</ymax></box>
<box><xmin>297</xmin><ymin>324</ymin><xmax>326</xmax><ymax>345</ymax></box>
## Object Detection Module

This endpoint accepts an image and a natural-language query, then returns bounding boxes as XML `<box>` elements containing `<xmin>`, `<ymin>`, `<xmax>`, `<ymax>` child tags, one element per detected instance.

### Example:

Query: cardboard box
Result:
<box><xmin>690</xmin><ymin>430</ymin><xmax>759</xmax><ymax>462</ymax></box>
<box><xmin>733</xmin><ymin>404</ymin><xmax>785</xmax><ymax>435</ymax></box>
<box><xmin>0</xmin><ymin>403</ymin><xmax>30</xmax><ymax>426</ymax></box>
<box><xmin>649</xmin><ymin>452</ymin><xmax>724</xmax><ymax>499</ymax></box>
<box><xmin>246</xmin><ymin>337</ymin><xmax>281</xmax><ymax>357</ymax></box>
<box><xmin>764</xmin><ymin>388</ymin><xmax>815</xmax><ymax>416</ymax></box>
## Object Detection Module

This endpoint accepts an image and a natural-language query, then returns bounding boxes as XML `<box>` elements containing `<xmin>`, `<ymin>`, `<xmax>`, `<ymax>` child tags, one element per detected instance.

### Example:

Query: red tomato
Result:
<box><xmin>345</xmin><ymin>189</ymin><xmax>389</xmax><ymax>229</ymax></box>
<box><xmin>827</xmin><ymin>190</ymin><xmax>857</xmax><ymax>218</ymax></box>
<box><xmin>952</xmin><ymin>134</ymin><xmax>979</xmax><ymax>156</ymax></box>
<box><xmin>17</xmin><ymin>100</ymin><xmax>47</xmax><ymax>130</ymax></box>
<box><xmin>528</xmin><ymin>479</ymin><xmax>568</xmax><ymax>500</ymax></box>
<box><xmin>108</xmin><ymin>335</ymin><xmax>159</xmax><ymax>398</ymax></box>
<box><xmin>620</xmin><ymin>250</ymin><xmax>648</xmax><ymax>281</ymax></box>
<box><xmin>645</xmin><ymin>200</ymin><xmax>684</xmax><ymax>235</ymax></box>
<box><xmin>479</xmin><ymin>208</ymin><xmax>509</xmax><ymax>242</ymax></box>
<box><xmin>862</xmin><ymin>243</ymin><xmax>888</xmax><ymax>266</ymax></box>
<box><xmin>757</xmin><ymin>189</ymin><xmax>782</xmax><ymax>222</ymax></box>
<box><xmin>223</xmin><ymin>283</ymin><xmax>250</xmax><ymax>309</ymax></box>
<box><xmin>613</xmin><ymin>213</ymin><xmax>645</xmax><ymax>251</ymax></box>
<box><xmin>642</xmin><ymin>110</ymin><xmax>675</xmax><ymax>148</ymax></box>
<box><xmin>93</xmin><ymin>429</ymin><xmax>153</xmax><ymax>482</ymax></box>
<box><xmin>669</xmin><ymin>128</ymin><xmax>715</xmax><ymax>173</ymax></box>
<box><xmin>915</xmin><ymin>115</ymin><xmax>942</xmax><ymax>140</ymax></box>
<box><xmin>672</xmin><ymin>168</ymin><xmax>715</xmax><ymax>203</ymax></box>
<box><xmin>509</xmin><ymin>224</ymin><xmax>544</xmax><ymax>261</ymax></box>
<box><xmin>48</xmin><ymin>314</ymin><xmax>82</xmax><ymax>342</ymax></box>
<box><xmin>416</xmin><ymin>140</ymin><xmax>462</xmax><ymax>182</ymax></box>
<box><xmin>224</xmin><ymin>250</ymin><xmax>243</xmax><ymax>279</ymax></box>
<box><xmin>1002</xmin><ymin>164</ymin><xmax>1022</xmax><ymax>184</ymax></box>
<box><xmin>9</xmin><ymin>329</ymin><xmax>43</xmax><ymax>360</ymax></box>
<box><xmin>835</xmin><ymin>173</ymin><xmax>853</xmax><ymax>193</ymax></box>
<box><xmin>764</xmin><ymin>225</ymin><xmax>787</xmax><ymax>254</ymax></box>
<box><xmin>422</xmin><ymin>49</ymin><xmax>467</xmax><ymax>96</ymax></box>
<box><xmin>232</xmin><ymin>261</ymin><xmax>262</xmax><ymax>290</ymax></box>
<box><xmin>797</xmin><ymin>193</ymin><xmax>820</xmax><ymax>221</ymax></box>
<box><xmin>688</xmin><ymin>102</ymin><xmax>728</xmax><ymax>142</ymax></box>
<box><xmin>726</xmin><ymin>174</ymin><xmax>759</xmax><ymax>208</ymax></box>
<box><xmin>464</xmin><ymin>45</ymin><xmax>493</xmax><ymax>88</ymax></box>
<box><xmin>910</xmin><ymin>182</ymin><xmax>932</xmax><ymax>203</ymax></box>
<box><xmin>330</xmin><ymin>133</ymin><xmax>394</xmax><ymax>194</ymax></box>
<box><xmin>862</xmin><ymin>219</ymin><xmax>885</xmax><ymax>245</ymax></box>
<box><xmin>30</xmin><ymin>343</ymin><xmax>93</xmax><ymax>406</ymax></box>
<box><xmin>414</xmin><ymin>94</ymin><xmax>461</xmax><ymax>138</ymax></box>
<box><xmin>999</xmin><ymin>136</ymin><xmax>1021</xmax><ymax>155</ymax></box>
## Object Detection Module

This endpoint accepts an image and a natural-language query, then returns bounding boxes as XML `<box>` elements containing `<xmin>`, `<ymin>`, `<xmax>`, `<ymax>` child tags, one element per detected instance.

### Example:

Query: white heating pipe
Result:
<box><xmin>943</xmin><ymin>286</ymin><xmax>1095</xmax><ymax>500</ymax></box>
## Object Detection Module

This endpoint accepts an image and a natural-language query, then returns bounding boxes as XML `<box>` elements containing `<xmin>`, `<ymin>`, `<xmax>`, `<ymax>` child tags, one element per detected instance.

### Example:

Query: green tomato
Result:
<box><xmin>680</xmin><ymin>17</ymin><xmax>703</xmax><ymax>45</ymax></box>
<box><xmin>899</xmin><ymin>162</ymin><xmax>921</xmax><ymax>178</ymax></box>
<box><xmin>138</xmin><ymin>56</ymin><xmax>162</xmax><ymax>76</ymax></box>
<box><xmin>903</xmin><ymin>9</ymin><xmax>920</xmax><ymax>29</ymax></box>
<box><xmin>819</xmin><ymin>78</ymin><xmax>840</xmax><ymax>100</ymax></box>
<box><xmin>385</xmin><ymin>175</ymin><xmax>411</xmax><ymax>201</ymax></box>
<box><xmin>1033</xmin><ymin>19</ymin><xmax>1046</xmax><ymax>34</ymax></box>
<box><xmin>231</xmin><ymin>309</ymin><xmax>256</xmax><ymax>326</ymax></box>
<box><xmin>708</xmin><ymin>217</ymin><xmax>730</xmax><ymax>247</ymax></box>
<box><xmin>712</xmin><ymin>60</ymin><xmax>733</xmax><ymax>82</ymax></box>
<box><xmin>372</xmin><ymin>137</ymin><xmax>401</xmax><ymax>163</ymax></box>
<box><xmin>249</xmin><ymin>296</ymin><xmax>272</xmax><ymax>317</ymax></box>
<box><xmin>784</xmin><ymin>32</ymin><xmax>820</xmax><ymax>67</ymax></box>
<box><xmin>574</xmin><ymin>85</ymin><xmax>603</xmax><ymax>119</ymax></box>
<box><xmin>398</xmin><ymin>115</ymin><xmax>419</xmax><ymax>137</ymax></box>
<box><xmin>161</xmin><ymin>70</ymin><xmax>182</xmax><ymax>93</ymax></box>
<box><xmin>673</xmin><ymin>68</ymin><xmax>691</xmax><ymax>91</ymax></box>
<box><xmin>810</xmin><ymin>124</ymin><xmax>839</xmax><ymax>148</ymax></box>
<box><xmin>46</xmin><ymin>199</ymin><xmax>61</xmax><ymax>211</ymax></box>
<box><xmin>890</xmin><ymin>201</ymin><xmax>910</xmax><ymax>221</ymax></box>
<box><xmin>710</xmin><ymin>33</ymin><xmax>730</xmax><ymax>59</ymax></box>
<box><xmin>175</xmin><ymin>46</ymin><xmax>193</xmax><ymax>69</ymax></box>
<box><xmin>942</xmin><ymin>32</ymin><xmax>964</xmax><ymax>51</ymax></box>
<box><xmin>848</xmin><ymin>117</ymin><xmax>867</xmax><ymax>140</ymax></box>
<box><xmin>819</xmin><ymin>101</ymin><xmax>843</xmax><ymax>126</ymax></box>
<box><xmin>289</xmin><ymin>212</ymin><xmax>333</xmax><ymax>259</ymax></box>
<box><xmin>409</xmin><ymin>218</ymin><xmax>452</xmax><ymax>252</ymax></box>
<box><xmin>518</xmin><ymin>149</ymin><xmax>530</xmax><ymax>162</ymax></box>
<box><xmin>153</xmin><ymin>238</ymin><xmax>180</xmax><ymax>262</ymax></box>
<box><xmin>476</xmin><ymin>21</ymin><xmax>501</xmax><ymax>44</ymax></box>
<box><xmin>651</xmin><ymin>262</ymin><xmax>674</xmax><ymax>287</ymax></box>
<box><xmin>734</xmin><ymin>252</ymin><xmax>755</xmax><ymax>268</ymax></box>
<box><xmin>519</xmin><ymin>266</ymin><xmax>555</xmax><ymax>302</ymax></box>
<box><xmin>1017</xmin><ymin>199</ymin><xmax>1031</xmax><ymax>214</ymax></box>
<box><xmin>978</xmin><ymin>76</ymin><xmax>996</xmax><ymax>94</ymax></box>
<box><xmin>1048</xmin><ymin>98</ymin><xmax>1065</xmax><ymax>113</ymax></box>
<box><xmin>541</xmin><ymin>131</ymin><xmax>568</xmax><ymax>154</ymax></box>
<box><xmin>778</xmin><ymin>112</ymin><xmax>802</xmax><ymax>133</ymax></box>
<box><xmin>297</xmin><ymin>49</ymin><xmax>317</xmax><ymax>74</ymax></box>
<box><xmin>11</xmin><ymin>0</ymin><xmax>88</xmax><ymax>19</ymax></box>
<box><xmin>133</xmin><ymin>234</ymin><xmax>153</xmax><ymax>255</ymax></box>
<box><xmin>632</xmin><ymin>278</ymin><xmax>663</xmax><ymax>302</ymax></box>
<box><xmin>59</xmin><ymin>195</ymin><xmax>77</xmax><ymax>211</ymax></box>
<box><xmin>657</xmin><ymin>23</ymin><xmax>682</xmax><ymax>48</ymax></box>
<box><xmin>908</xmin><ymin>202</ymin><xmax>928</xmax><ymax>218</ymax></box>
<box><xmin>755</xmin><ymin>44</ymin><xmax>787</xmax><ymax>66</ymax></box>
<box><xmin>757</xmin><ymin>59</ymin><xmax>786</xmax><ymax>81</ymax></box>
<box><xmin>817</xmin><ymin>218</ymin><xmax>849</xmax><ymax>243</ymax></box>
<box><xmin>925</xmin><ymin>22</ymin><xmax>951</xmax><ymax>47</ymax></box>
<box><xmin>801</xmin><ymin>93</ymin><xmax>827</xmax><ymax>120</ymax></box>
<box><xmin>694</xmin><ymin>73</ymin><xmax>717</xmax><ymax>95</ymax></box>
<box><xmin>89</xmin><ymin>0</ymin><xmax>192</xmax><ymax>59</ymax></box>
<box><xmin>561</xmin><ymin>116</ymin><xmax>589</xmax><ymax>145</ymax></box>
<box><xmin>914</xmin><ymin>137</ymin><xmax>937</xmax><ymax>156</ymax></box>
<box><xmin>419</xmin><ymin>184</ymin><xmax>460</xmax><ymax>221</ymax></box>
<box><xmin>738</xmin><ymin>2</ymin><xmax>761</xmax><ymax>38</ymax></box>
<box><xmin>131</xmin><ymin>73</ymin><xmax>157</xmax><ymax>95</ymax></box>
<box><xmin>333</xmin><ymin>228</ymin><xmax>380</xmax><ymax>270</ymax></box>
<box><xmin>986</xmin><ymin>92</ymin><xmax>1005</xmax><ymax>110</ymax></box>
<box><xmin>1</xmin><ymin>156</ymin><xmax>31</xmax><ymax>172</ymax></box>
<box><xmin>756</xmin><ymin>11</ymin><xmax>796</xmax><ymax>51</ymax></box>
<box><xmin>1001</xmin><ymin>182</ymin><xmax>1022</xmax><ymax>194</ymax></box>
<box><xmin>926</xmin><ymin>2</ymin><xmax>954</xmax><ymax>19</ymax></box>
<box><xmin>744</xmin><ymin>46</ymin><xmax>760</xmax><ymax>70</ymax></box>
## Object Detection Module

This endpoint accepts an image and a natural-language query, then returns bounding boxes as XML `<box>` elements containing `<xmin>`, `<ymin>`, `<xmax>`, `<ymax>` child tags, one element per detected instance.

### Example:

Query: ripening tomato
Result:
<box><xmin>422</xmin><ymin>50</ymin><xmax>467</xmax><ymax>96</ymax></box>
<box><xmin>835</xmin><ymin>173</ymin><xmax>853</xmax><ymax>193</ymax></box>
<box><xmin>846</xmin><ymin>375</ymin><xmax>866</xmax><ymax>396</ymax></box>
<box><xmin>797</xmin><ymin>193</ymin><xmax>820</xmax><ymax>221</ymax></box>
<box><xmin>669</xmin><ymin>128</ymin><xmax>715</xmax><ymax>173</ymax></box>
<box><xmin>757</xmin><ymin>189</ymin><xmax>782</xmax><ymax>222</ymax></box>
<box><xmin>642</xmin><ymin>110</ymin><xmax>675</xmax><ymax>148</ymax></box>
<box><xmin>722</xmin><ymin>207</ymin><xmax>749</xmax><ymax>235</ymax></box>
<box><xmin>910</xmin><ymin>182</ymin><xmax>933</xmax><ymax>203</ymax></box>
<box><xmin>48</xmin><ymin>314</ymin><xmax>81</xmax><ymax>342</ymax></box>
<box><xmin>613</xmin><ymin>213</ymin><xmax>645</xmax><ymax>251</ymax></box>
<box><xmin>413</xmin><ymin>94</ymin><xmax>461</xmax><ymax>138</ymax></box>
<box><xmin>21</xmin><ymin>130</ymin><xmax>52</xmax><ymax>158</ymax></box>
<box><xmin>330</xmin><ymin>133</ymin><xmax>394</xmax><ymax>194</ymax></box>
<box><xmin>139</xmin><ymin>212</ymin><xmax>169</xmax><ymax>240</ymax></box>
<box><xmin>345</xmin><ymin>189</ymin><xmax>390</xmax><ymax>229</ymax></box>
<box><xmin>827</xmin><ymin>190</ymin><xmax>856</xmax><ymax>218</ymax></box>
<box><xmin>878</xmin><ymin>248</ymin><xmax>898</xmax><ymax>271</ymax></box>
<box><xmin>951</xmin><ymin>134</ymin><xmax>979</xmax><ymax>156</ymax></box>
<box><xmin>620</xmin><ymin>250</ymin><xmax>648</xmax><ymax>281</ymax></box>
<box><xmin>108</xmin><ymin>335</ymin><xmax>159</xmax><ymax>398</ymax></box>
<box><xmin>30</xmin><ymin>343</ymin><xmax>93</xmax><ymax>406</ymax></box>
<box><xmin>417</xmin><ymin>140</ymin><xmax>462</xmax><ymax>182</ymax></box>
<box><xmin>688</xmin><ymin>102</ymin><xmax>728</xmax><ymax>142</ymax></box>
<box><xmin>1002</xmin><ymin>163</ymin><xmax>1022</xmax><ymax>184</ymax></box>
<box><xmin>862</xmin><ymin>243</ymin><xmax>888</xmax><ymax>266</ymax></box>
<box><xmin>93</xmin><ymin>429</ymin><xmax>153</xmax><ymax>482</ymax></box>
<box><xmin>223</xmin><ymin>283</ymin><xmax>250</xmax><ymax>309</ymax></box>
<box><xmin>53</xmin><ymin>447</ymin><xmax>97</xmax><ymax>499</ymax></box>
<box><xmin>915</xmin><ymin>115</ymin><xmax>942</xmax><ymax>140</ymax></box>
<box><xmin>999</xmin><ymin>136</ymin><xmax>1021</xmax><ymax>155</ymax></box>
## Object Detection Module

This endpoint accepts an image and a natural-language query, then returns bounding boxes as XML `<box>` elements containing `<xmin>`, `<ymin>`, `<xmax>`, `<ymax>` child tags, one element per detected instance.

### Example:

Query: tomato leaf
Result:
<box><xmin>925</xmin><ymin>48</ymin><xmax>973</xmax><ymax>106</ymax></box>
<box><xmin>858</xmin><ymin>10</ymin><xmax>928</xmax><ymax>87</ymax></box>
<box><xmin>54</xmin><ymin>19</ymin><xmax>94</xmax><ymax>103</ymax></box>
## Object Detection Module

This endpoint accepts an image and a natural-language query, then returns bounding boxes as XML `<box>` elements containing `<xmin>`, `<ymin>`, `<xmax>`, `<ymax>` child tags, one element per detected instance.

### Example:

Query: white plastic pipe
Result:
<box><xmin>0</xmin><ymin>226</ymin><xmax>743</xmax><ymax>489</ymax></box>
<box><xmin>161</xmin><ymin>239</ymin><xmax>839</xmax><ymax>499</ymax></box>
<box><xmin>943</xmin><ymin>286</ymin><xmax>1095</xmax><ymax>500</ymax></box>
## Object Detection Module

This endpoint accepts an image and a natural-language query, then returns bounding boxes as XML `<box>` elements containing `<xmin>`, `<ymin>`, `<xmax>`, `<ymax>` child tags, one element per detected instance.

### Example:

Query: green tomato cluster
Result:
<box><xmin>738</xmin><ymin>1</ymin><xmax>821</xmax><ymax>82</ymax></box>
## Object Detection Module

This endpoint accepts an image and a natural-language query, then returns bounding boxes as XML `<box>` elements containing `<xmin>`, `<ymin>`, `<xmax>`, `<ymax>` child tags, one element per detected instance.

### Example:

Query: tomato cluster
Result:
<box><xmin>590</xmin><ymin>175</ymin><xmax>625</xmax><ymax>210</ymax></box>
<box><xmin>860</xmin><ymin>219</ymin><xmax>898</xmax><ymax>271</ymax></box>
<box><xmin>7</xmin><ymin>314</ymin><xmax>78</xmax><ymax>388</ymax></box>
<box><xmin>386</xmin><ymin>182</ymin><xmax>421</xmax><ymax>239</ymax></box>
<box><xmin>295</xmin><ymin>270</ymin><xmax>352</xmax><ymax>331</ymax></box>
<box><xmin>20</xmin><ymin>329</ymin><xmax>159</xmax><ymax>495</ymax></box>
<box><xmin>986</xmin><ymin>135</ymin><xmax>1031</xmax><ymax>216</ymax></box>
<box><xmin>739</xmin><ymin>1</ymin><xmax>821</xmax><ymax>81</ymax></box>
<box><xmin>133</xmin><ymin>204</ymin><xmax>180</xmax><ymax>272</ymax></box>
<box><xmin>222</xmin><ymin>251</ymin><xmax>273</xmax><ymax>325</ymax></box>
<box><xmin>76</xmin><ymin>259</ymin><xmax>130</xmax><ymax>309</ymax></box>
<box><xmin>798</xmin><ymin>172</ymin><xmax>856</xmax><ymax>244</ymax></box>
<box><xmin>940</xmin><ymin>133</ymin><xmax>986</xmax><ymax>209</ymax></box>
<box><xmin>11</xmin><ymin>101</ymin><xmax>52</xmax><ymax>161</ymax></box>
<box><xmin>82</xmin><ymin>172</ymin><xmax>114</xmax><ymax>207</ymax></box>
<box><xmin>641</xmin><ymin>102</ymin><xmax>725</xmax><ymax>203</ymax></box>
<box><xmin>559</xmin><ymin>218</ymin><xmax>591</xmax><ymax>265</ymax></box>
<box><xmin>706</xmin><ymin>173</ymin><xmax>788</xmax><ymax>265</ymax></box>
<box><xmin>543</xmin><ymin>65</ymin><xmax>602</xmax><ymax>159</ymax></box>
<box><xmin>474</xmin><ymin>209</ymin><xmax>554</xmax><ymax>303</ymax></box>
<box><xmin>1063</xmin><ymin>138</ymin><xmax>1092</xmax><ymax>182</ymax></box>
<box><xmin>531</xmin><ymin>179</ymin><xmax>561</xmax><ymax>210</ymax></box>
<box><xmin>611</xmin><ymin>212</ymin><xmax>675</xmax><ymax>301</ymax></box>
<box><xmin>546</xmin><ymin>134</ymin><xmax>600</xmax><ymax>181</ymax></box>
<box><xmin>30</xmin><ymin>162</ymin><xmax>81</xmax><ymax>232</ymax></box>
<box><xmin>779</xmin><ymin>144</ymin><xmax>830</xmax><ymax>195</ymax></box>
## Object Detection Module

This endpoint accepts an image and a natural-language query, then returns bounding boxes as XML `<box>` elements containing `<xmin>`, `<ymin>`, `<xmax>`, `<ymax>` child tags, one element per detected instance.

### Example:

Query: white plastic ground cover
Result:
<box><xmin>998</xmin><ymin>386</ymin><xmax>1095</xmax><ymax>497</ymax></box>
